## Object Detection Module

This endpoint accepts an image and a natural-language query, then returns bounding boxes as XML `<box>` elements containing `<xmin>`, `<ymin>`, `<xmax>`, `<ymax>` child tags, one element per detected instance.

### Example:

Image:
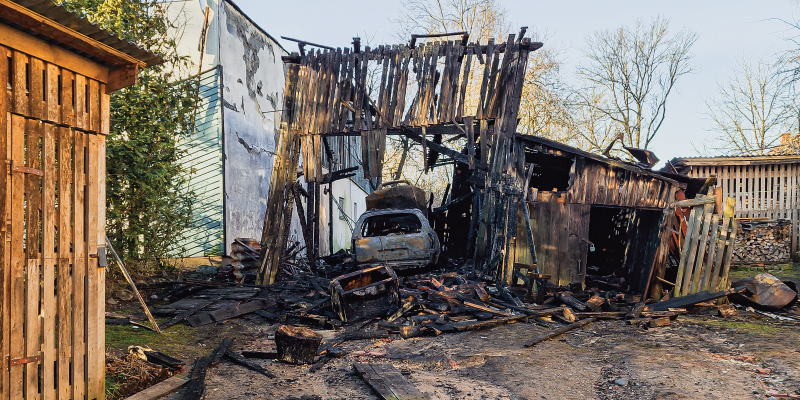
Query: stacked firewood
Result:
<box><xmin>230</xmin><ymin>238</ymin><xmax>262</xmax><ymax>282</ymax></box>
<box><xmin>733</xmin><ymin>220</ymin><xmax>792</xmax><ymax>263</ymax></box>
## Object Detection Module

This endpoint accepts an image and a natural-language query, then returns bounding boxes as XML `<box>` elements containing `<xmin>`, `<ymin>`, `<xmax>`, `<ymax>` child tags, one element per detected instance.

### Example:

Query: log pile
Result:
<box><xmin>230</xmin><ymin>238</ymin><xmax>262</xmax><ymax>282</ymax></box>
<box><xmin>733</xmin><ymin>219</ymin><xmax>792</xmax><ymax>264</ymax></box>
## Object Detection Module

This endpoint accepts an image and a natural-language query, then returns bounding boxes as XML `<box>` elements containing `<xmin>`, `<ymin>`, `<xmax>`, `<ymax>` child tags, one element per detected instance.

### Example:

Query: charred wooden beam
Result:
<box><xmin>523</xmin><ymin>318</ymin><xmax>597</xmax><ymax>348</ymax></box>
<box><xmin>224</xmin><ymin>351</ymin><xmax>276</xmax><ymax>378</ymax></box>
<box><xmin>182</xmin><ymin>357</ymin><xmax>211</xmax><ymax>400</ymax></box>
<box><xmin>646</xmin><ymin>287</ymin><xmax>747</xmax><ymax>312</ymax></box>
<box><xmin>210</xmin><ymin>338</ymin><xmax>234</xmax><ymax>366</ymax></box>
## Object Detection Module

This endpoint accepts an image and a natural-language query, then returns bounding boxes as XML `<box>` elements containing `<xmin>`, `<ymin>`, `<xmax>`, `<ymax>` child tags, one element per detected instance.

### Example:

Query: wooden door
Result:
<box><xmin>1</xmin><ymin>45</ymin><xmax>108</xmax><ymax>400</ymax></box>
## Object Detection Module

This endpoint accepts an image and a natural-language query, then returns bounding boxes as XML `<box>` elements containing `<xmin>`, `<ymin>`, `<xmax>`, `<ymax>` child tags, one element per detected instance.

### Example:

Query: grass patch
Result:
<box><xmin>728</xmin><ymin>264</ymin><xmax>799</xmax><ymax>282</ymax></box>
<box><xmin>105</xmin><ymin>320</ymin><xmax>230</xmax><ymax>361</ymax></box>
<box><xmin>106</xmin><ymin>325</ymin><xmax>159</xmax><ymax>348</ymax></box>
<box><xmin>698</xmin><ymin>319</ymin><xmax>785</xmax><ymax>336</ymax></box>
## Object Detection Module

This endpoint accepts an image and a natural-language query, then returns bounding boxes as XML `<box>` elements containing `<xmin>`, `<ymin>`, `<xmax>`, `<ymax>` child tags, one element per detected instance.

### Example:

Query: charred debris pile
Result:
<box><xmin>132</xmin><ymin>249</ymin><xmax>798</xmax><ymax>348</ymax></box>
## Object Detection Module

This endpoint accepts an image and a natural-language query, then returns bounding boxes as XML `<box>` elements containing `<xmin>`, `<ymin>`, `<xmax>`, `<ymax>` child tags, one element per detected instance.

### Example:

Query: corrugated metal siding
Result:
<box><xmin>175</xmin><ymin>66</ymin><xmax>224</xmax><ymax>257</ymax></box>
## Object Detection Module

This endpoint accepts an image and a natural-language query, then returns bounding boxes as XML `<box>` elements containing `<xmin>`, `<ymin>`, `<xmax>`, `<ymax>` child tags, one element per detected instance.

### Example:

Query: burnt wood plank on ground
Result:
<box><xmin>354</xmin><ymin>362</ymin><xmax>429</xmax><ymax>400</ymax></box>
<box><xmin>186</xmin><ymin>300</ymin><xmax>268</xmax><ymax>327</ymax></box>
<box><xmin>160</xmin><ymin>298</ymin><xmax>219</xmax><ymax>330</ymax></box>
<box><xmin>523</xmin><ymin>318</ymin><xmax>597</xmax><ymax>348</ymax></box>
<box><xmin>224</xmin><ymin>350</ymin><xmax>276</xmax><ymax>378</ymax></box>
<box><xmin>211</xmin><ymin>337</ymin><xmax>234</xmax><ymax>365</ymax></box>
<box><xmin>646</xmin><ymin>287</ymin><xmax>746</xmax><ymax>312</ymax></box>
<box><xmin>182</xmin><ymin>357</ymin><xmax>212</xmax><ymax>400</ymax></box>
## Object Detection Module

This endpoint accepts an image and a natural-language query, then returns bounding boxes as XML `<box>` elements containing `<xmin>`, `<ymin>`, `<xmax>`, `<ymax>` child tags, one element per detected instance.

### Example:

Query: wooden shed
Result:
<box><xmin>512</xmin><ymin>135</ymin><xmax>686</xmax><ymax>294</ymax></box>
<box><xmin>670</xmin><ymin>155</ymin><xmax>800</xmax><ymax>259</ymax></box>
<box><xmin>0</xmin><ymin>1</ymin><xmax>161</xmax><ymax>399</ymax></box>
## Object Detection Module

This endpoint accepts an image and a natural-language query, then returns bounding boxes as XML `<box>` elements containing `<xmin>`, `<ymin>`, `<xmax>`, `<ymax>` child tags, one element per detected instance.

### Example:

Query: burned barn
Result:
<box><xmin>508</xmin><ymin>136</ymin><xmax>685</xmax><ymax>294</ymax></box>
<box><xmin>251</xmin><ymin>27</ymin><xmax>730</xmax><ymax>307</ymax></box>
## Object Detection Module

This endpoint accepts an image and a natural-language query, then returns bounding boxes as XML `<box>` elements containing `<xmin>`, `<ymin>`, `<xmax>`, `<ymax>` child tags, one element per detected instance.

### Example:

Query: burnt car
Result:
<box><xmin>352</xmin><ymin>208</ymin><xmax>440</xmax><ymax>270</ymax></box>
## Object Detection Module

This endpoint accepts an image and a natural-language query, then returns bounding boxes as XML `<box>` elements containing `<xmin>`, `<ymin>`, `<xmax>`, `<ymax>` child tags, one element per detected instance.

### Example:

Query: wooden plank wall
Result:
<box><xmin>686</xmin><ymin>164</ymin><xmax>799</xmax><ymax>257</ymax></box>
<box><xmin>516</xmin><ymin>149</ymin><xmax>681</xmax><ymax>289</ymax></box>
<box><xmin>0</xmin><ymin>45</ymin><xmax>109</xmax><ymax>400</ymax></box>
<box><xmin>527</xmin><ymin>156</ymin><xmax>679</xmax><ymax>210</ymax></box>
<box><xmin>289</xmin><ymin>38</ymin><xmax>537</xmax><ymax>182</ymax></box>
<box><xmin>522</xmin><ymin>202</ymin><xmax>590</xmax><ymax>286</ymax></box>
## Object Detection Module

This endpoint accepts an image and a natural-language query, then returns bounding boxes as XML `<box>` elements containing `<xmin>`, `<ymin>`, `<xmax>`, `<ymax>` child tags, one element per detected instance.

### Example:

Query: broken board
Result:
<box><xmin>124</xmin><ymin>374</ymin><xmax>189</xmax><ymax>400</ymax></box>
<box><xmin>186</xmin><ymin>300</ymin><xmax>268</xmax><ymax>327</ymax></box>
<box><xmin>354</xmin><ymin>362</ymin><xmax>429</xmax><ymax>400</ymax></box>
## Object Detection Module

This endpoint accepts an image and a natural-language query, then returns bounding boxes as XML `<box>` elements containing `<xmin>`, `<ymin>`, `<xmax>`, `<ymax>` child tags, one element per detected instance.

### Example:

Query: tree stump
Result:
<box><xmin>275</xmin><ymin>325</ymin><xmax>322</xmax><ymax>365</ymax></box>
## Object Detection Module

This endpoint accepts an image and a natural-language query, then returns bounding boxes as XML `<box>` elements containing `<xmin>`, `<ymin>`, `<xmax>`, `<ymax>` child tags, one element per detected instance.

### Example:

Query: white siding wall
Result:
<box><xmin>318</xmin><ymin>174</ymin><xmax>369</xmax><ymax>255</ymax></box>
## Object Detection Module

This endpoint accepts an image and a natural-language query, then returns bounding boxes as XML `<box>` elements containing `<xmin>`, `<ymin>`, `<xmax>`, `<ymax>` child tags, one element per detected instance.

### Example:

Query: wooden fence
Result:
<box><xmin>673</xmin><ymin>197</ymin><xmax>737</xmax><ymax>297</ymax></box>
<box><xmin>684</xmin><ymin>162</ymin><xmax>800</xmax><ymax>258</ymax></box>
<box><xmin>1</xmin><ymin>45</ymin><xmax>108</xmax><ymax>400</ymax></box>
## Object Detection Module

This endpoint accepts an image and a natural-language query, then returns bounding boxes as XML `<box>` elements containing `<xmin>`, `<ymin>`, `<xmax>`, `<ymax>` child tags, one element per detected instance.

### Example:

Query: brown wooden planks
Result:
<box><xmin>12</xmin><ymin>51</ymin><xmax>28</xmax><ymax>115</ymax></box>
<box><xmin>45</xmin><ymin>63</ymin><xmax>60</xmax><ymax>124</ymax></box>
<box><xmin>86</xmin><ymin>133</ymin><xmax>102</xmax><ymax>400</ymax></box>
<box><xmin>95</xmin><ymin>134</ymin><xmax>108</xmax><ymax>398</ymax></box>
<box><xmin>29</xmin><ymin>57</ymin><xmax>45</xmax><ymax>119</ymax></box>
<box><xmin>0</xmin><ymin>43</ymin><xmax>9</xmax><ymax>400</ymax></box>
<box><xmin>57</xmin><ymin>126</ymin><xmax>73</xmax><ymax>400</ymax></box>
<box><xmin>41</xmin><ymin>123</ymin><xmax>57</xmax><ymax>400</ymax></box>
<box><xmin>75</xmin><ymin>74</ymin><xmax>87</xmax><ymax>131</ymax></box>
<box><xmin>89</xmin><ymin>79</ymin><xmax>100</xmax><ymax>133</ymax></box>
<box><xmin>72</xmin><ymin>130</ymin><xmax>86</xmax><ymax>399</ymax></box>
<box><xmin>60</xmin><ymin>69</ymin><xmax>74</xmax><ymax>127</ymax></box>
<box><xmin>101</xmin><ymin>86</ymin><xmax>110</xmax><ymax>135</ymax></box>
<box><xmin>9</xmin><ymin>115</ymin><xmax>26</xmax><ymax>400</ymax></box>
<box><xmin>25</xmin><ymin>118</ymin><xmax>42</xmax><ymax>400</ymax></box>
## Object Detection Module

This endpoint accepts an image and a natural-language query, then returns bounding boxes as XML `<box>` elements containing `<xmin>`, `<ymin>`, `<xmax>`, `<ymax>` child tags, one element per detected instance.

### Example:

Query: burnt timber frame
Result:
<box><xmin>257</xmin><ymin>33</ymin><xmax>542</xmax><ymax>284</ymax></box>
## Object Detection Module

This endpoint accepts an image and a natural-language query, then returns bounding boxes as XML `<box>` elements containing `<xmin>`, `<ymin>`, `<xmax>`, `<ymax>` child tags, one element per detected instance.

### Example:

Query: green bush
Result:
<box><xmin>57</xmin><ymin>0</ymin><xmax>199</xmax><ymax>276</ymax></box>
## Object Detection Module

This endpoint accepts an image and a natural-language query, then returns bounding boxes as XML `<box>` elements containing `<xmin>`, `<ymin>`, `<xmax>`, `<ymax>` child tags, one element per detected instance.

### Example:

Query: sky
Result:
<box><xmin>234</xmin><ymin>0</ymin><xmax>800</xmax><ymax>165</ymax></box>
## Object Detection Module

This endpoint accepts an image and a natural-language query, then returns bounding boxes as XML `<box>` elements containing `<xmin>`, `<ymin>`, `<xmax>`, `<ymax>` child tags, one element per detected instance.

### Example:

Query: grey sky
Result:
<box><xmin>238</xmin><ymin>0</ymin><xmax>799</xmax><ymax>164</ymax></box>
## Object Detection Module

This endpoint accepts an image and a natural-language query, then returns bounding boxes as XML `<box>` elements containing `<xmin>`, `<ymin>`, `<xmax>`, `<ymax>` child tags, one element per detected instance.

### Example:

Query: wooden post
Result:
<box><xmin>257</xmin><ymin>64</ymin><xmax>301</xmax><ymax>284</ymax></box>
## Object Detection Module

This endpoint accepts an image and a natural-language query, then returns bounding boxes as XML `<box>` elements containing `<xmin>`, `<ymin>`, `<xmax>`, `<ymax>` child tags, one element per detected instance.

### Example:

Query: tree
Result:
<box><xmin>705</xmin><ymin>58</ymin><xmax>793</xmax><ymax>155</ymax></box>
<box><xmin>578</xmin><ymin>16</ymin><xmax>697</xmax><ymax>150</ymax></box>
<box><xmin>394</xmin><ymin>0</ymin><xmax>508</xmax><ymax>44</ymax></box>
<box><xmin>57</xmin><ymin>0</ymin><xmax>198</xmax><ymax>274</ymax></box>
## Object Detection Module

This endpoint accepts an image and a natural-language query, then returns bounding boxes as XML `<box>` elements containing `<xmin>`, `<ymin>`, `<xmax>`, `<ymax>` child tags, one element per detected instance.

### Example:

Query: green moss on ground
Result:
<box><xmin>727</xmin><ymin>264</ymin><xmax>800</xmax><ymax>285</ymax></box>
<box><xmin>698</xmin><ymin>319</ymin><xmax>787</xmax><ymax>336</ymax></box>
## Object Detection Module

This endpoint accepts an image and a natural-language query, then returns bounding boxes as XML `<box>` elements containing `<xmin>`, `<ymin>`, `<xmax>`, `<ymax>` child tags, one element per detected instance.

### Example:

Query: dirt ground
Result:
<box><xmin>107</xmin><ymin>266</ymin><xmax>800</xmax><ymax>400</ymax></box>
<box><xmin>130</xmin><ymin>308</ymin><xmax>798</xmax><ymax>400</ymax></box>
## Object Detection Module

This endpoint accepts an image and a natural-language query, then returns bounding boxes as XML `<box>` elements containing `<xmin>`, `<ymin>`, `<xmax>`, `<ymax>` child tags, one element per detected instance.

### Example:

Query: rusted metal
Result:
<box><xmin>352</xmin><ymin>208</ymin><xmax>440</xmax><ymax>270</ymax></box>
<box><xmin>6</xmin><ymin>354</ymin><xmax>42</xmax><ymax>370</ymax></box>
<box><xmin>730</xmin><ymin>273</ymin><xmax>798</xmax><ymax>311</ymax></box>
<box><xmin>365</xmin><ymin>180</ymin><xmax>427</xmax><ymax>214</ymax></box>
<box><xmin>330</xmin><ymin>265</ymin><xmax>400</xmax><ymax>322</ymax></box>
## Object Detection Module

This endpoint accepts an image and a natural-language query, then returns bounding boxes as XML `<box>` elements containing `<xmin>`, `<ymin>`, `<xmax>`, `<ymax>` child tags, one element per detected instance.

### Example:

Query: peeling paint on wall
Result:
<box><xmin>219</xmin><ymin>0</ymin><xmax>287</xmax><ymax>254</ymax></box>
<box><xmin>225</xmin><ymin>7</ymin><xmax>274</xmax><ymax>102</ymax></box>
<box><xmin>235</xmin><ymin>130</ymin><xmax>276</xmax><ymax>156</ymax></box>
